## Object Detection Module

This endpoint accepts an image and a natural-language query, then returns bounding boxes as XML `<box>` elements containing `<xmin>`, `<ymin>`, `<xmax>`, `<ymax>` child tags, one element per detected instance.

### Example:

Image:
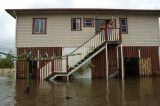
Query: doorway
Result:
<box><xmin>95</xmin><ymin>19</ymin><xmax>111</xmax><ymax>34</ymax></box>
<box><xmin>124</xmin><ymin>57</ymin><xmax>139</xmax><ymax>77</ymax></box>
<box><xmin>95</xmin><ymin>19</ymin><xmax>117</xmax><ymax>34</ymax></box>
<box><xmin>29</xmin><ymin>61</ymin><xmax>37</xmax><ymax>79</ymax></box>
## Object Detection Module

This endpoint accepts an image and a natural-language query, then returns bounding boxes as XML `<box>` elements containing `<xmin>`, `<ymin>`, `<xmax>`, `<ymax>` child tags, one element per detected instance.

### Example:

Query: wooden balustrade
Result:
<box><xmin>40</xmin><ymin>61</ymin><xmax>52</xmax><ymax>80</ymax></box>
<box><xmin>39</xmin><ymin>57</ymin><xmax>67</xmax><ymax>80</ymax></box>
<box><xmin>54</xmin><ymin>57</ymin><xmax>67</xmax><ymax>73</ymax></box>
<box><xmin>67</xmin><ymin>30</ymin><xmax>105</xmax><ymax>68</ymax></box>
<box><xmin>106</xmin><ymin>28</ymin><xmax>121</xmax><ymax>41</ymax></box>
<box><xmin>40</xmin><ymin>28</ymin><xmax>121</xmax><ymax>80</ymax></box>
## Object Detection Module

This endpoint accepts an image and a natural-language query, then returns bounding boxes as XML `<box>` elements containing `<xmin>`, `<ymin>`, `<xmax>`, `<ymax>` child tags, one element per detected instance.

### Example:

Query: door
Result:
<box><xmin>139</xmin><ymin>57</ymin><xmax>152</xmax><ymax>76</ymax></box>
<box><xmin>95</xmin><ymin>19</ymin><xmax>106</xmax><ymax>34</ymax></box>
<box><xmin>95</xmin><ymin>19</ymin><xmax>112</xmax><ymax>41</ymax></box>
<box><xmin>124</xmin><ymin>57</ymin><xmax>139</xmax><ymax>77</ymax></box>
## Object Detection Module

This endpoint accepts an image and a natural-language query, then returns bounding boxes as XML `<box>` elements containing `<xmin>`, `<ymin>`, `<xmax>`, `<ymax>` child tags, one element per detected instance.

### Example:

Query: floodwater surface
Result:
<box><xmin>1</xmin><ymin>76</ymin><xmax>160</xmax><ymax>106</ymax></box>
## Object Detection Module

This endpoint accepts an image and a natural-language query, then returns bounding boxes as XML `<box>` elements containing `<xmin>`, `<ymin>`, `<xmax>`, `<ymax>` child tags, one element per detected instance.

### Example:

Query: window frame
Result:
<box><xmin>83</xmin><ymin>18</ymin><xmax>94</xmax><ymax>27</ymax></box>
<box><xmin>32</xmin><ymin>18</ymin><xmax>47</xmax><ymax>34</ymax></box>
<box><xmin>119</xmin><ymin>18</ymin><xmax>128</xmax><ymax>34</ymax></box>
<box><xmin>71</xmin><ymin>18</ymin><xmax>82</xmax><ymax>31</ymax></box>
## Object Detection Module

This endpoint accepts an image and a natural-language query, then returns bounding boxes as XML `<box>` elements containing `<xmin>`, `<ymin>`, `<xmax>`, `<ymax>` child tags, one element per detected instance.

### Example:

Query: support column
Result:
<box><xmin>159</xmin><ymin>46</ymin><xmax>160</xmax><ymax>71</ymax></box>
<box><xmin>116</xmin><ymin>46</ymin><xmax>119</xmax><ymax>72</ymax></box>
<box><xmin>105</xmin><ymin>43</ymin><xmax>109</xmax><ymax>79</ymax></box>
<box><xmin>14</xmin><ymin>48</ymin><xmax>17</xmax><ymax>79</ymax></box>
<box><xmin>121</xmin><ymin>78</ymin><xmax>126</xmax><ymax>106</ymax></box>
<box><xmin>67</xmin><ymin>75</ymin><xmax>69</xmax><ymax>82</ymax></box>
<box><xmin>138</xmin><ymin>48</ymin><xmax>141</xmax><ymax>76</ymax></box>
<box><xmin>120</xmin><ymin>44</ymin><xmax>124</xmax><ymax>79</ymax></box>
<box><xmin>14</xmin><ymin>15</ymin><xmax>18</xmax><ymax>79</ymax></box>
<box><xmin>37</xmin><ymin>50</ymin><xmax>40</xmax><ymax>80</ymax></box>
<box><xmin>106</xmin><ymin>79</ymin><xmax>109</xmax><ymax>103</ymax></box>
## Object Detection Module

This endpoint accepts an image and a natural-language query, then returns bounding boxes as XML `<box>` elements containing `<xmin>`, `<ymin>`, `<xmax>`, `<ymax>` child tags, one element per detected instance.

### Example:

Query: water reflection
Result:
<box><xmin>1</xmin><ymin>76</ymin><xmax>160</xmax><ymax>106</ymax></box>
<box><xmin>0</xmin><ymin>76</ymin><xmax>16</xmax><ymax>106</ymax></box>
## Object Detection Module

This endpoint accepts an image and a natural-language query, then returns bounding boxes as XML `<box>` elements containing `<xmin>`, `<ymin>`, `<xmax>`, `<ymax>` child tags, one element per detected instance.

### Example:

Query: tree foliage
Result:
<box><xmin>0</xmin><ymin>51</ymin><xmax>14</xmax><ymax>68</ymax></box>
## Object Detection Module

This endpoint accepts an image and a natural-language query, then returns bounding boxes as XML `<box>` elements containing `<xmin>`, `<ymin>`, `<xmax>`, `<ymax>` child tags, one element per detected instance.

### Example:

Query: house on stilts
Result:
<box><xmin>5</xmin><ymin>8</ymin><xmax>160</xmax><ymax>80</ymax></box>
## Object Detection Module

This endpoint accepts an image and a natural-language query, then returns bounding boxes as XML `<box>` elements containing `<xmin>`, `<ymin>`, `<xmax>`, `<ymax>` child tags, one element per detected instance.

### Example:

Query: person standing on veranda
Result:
<box><xmin>107</xmin><ymin>20</ymin><xmax>113</xmax><ymax>40</ymax></box>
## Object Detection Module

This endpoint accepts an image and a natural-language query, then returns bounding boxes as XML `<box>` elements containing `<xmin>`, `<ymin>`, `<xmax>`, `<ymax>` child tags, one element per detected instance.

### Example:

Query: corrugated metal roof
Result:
<box><xmin>5</xmin><ymin>8</ymin><xmax>160</xmax><ymax>18</ymax></box>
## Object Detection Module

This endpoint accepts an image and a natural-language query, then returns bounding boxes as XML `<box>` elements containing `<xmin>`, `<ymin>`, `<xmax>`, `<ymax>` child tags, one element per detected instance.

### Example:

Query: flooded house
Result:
<box><xmin>5</xmin><ymin>8</ymin><xmax>160</xmax><ymax>80</ymax></box>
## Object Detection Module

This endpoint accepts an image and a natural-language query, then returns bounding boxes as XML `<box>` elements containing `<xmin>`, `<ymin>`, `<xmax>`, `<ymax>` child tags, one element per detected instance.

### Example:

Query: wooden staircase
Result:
<box><xmin>39</xmin><ymin>29</ymin><xmax>121</xmax><ymax>81</ymax></box>
<box><xmin>50</xmin><ymin>44</ymin><xmax>106</xmax><ymax>80</ymax></box>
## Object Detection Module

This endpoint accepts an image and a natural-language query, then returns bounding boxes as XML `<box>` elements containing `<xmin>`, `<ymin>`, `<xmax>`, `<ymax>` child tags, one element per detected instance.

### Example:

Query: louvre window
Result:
<box><xmin>83</xmin><ymin>18</ymin><xmax>94</xmax><ymax>27</ymax></box>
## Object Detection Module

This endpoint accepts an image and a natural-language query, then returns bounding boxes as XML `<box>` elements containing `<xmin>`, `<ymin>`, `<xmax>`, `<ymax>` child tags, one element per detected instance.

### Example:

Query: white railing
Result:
<box><xmin>54</xmin><ymin>57</ymin><xmax>67</xmax><ymax>73</ymax></box>
<box><xmin>40</xmin><ymin>28</ymin><xmax>121</xmax><ymax>79</ymax></box>
<box><xmin>39</xmin><ymin>57</ymin><xmax>67</xmax><ymax>80</ymax></box>
<box><xmin>67</xmin><ymin>30</ymin><xmax>105</xmax><ymax>68</ymax></box>
<box><xmin>40</xmin><ymin>61</ymin><xmax>52</xmax><ymax>80</ymax></box>
<box><xmin>106</xmin><ymin>28</ymin><xmax>120</xmax><ymax>41</ymax></box>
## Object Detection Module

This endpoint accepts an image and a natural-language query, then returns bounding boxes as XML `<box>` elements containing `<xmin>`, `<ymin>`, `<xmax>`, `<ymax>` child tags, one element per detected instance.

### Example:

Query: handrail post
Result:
<box><xmin>66</xmin><ymin>55</ymin><xmax>68</xmax><ymax>72</ymax></box>
<box><xmin>105</xmin><ymin>29</ymin><xmax>108</xmax><ymax>41</ymax></box>
<box><xmin>105</xmin><ymin>28</ymin><xmax>121</xmax><ymax>41</ymax></box>
<box><xmin>119</xmin><ymin>28</ymin><xmax>122</xmax><ymax>41</ymax></box>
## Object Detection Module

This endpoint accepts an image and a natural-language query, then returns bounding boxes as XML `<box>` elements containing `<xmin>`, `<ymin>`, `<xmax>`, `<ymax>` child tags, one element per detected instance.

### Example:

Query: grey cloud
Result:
<box><xmin>0</xmin><ymin>9</ymin><xmax>15</xmax><ymax>53</ymax></box>
<box><xmin>25</xmin><ymin>0</ymin><xmax>74</xmax><ymax>8</ymax></box>
<box><xmin>1</xmin><ymin>0</ymin><xmax>160</xmax><ymax>54</ymax></box>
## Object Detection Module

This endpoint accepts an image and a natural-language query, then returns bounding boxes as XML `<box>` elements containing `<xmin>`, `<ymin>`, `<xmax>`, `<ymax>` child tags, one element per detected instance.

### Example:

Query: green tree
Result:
<box><xmin>0</xmin><ymin>51</ymin><xmax>14</xmax><ymax>68</ymax></box>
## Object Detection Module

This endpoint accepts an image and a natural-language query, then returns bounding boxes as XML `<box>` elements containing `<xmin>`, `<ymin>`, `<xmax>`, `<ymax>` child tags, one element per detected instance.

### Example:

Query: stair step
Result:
<box><xmin>84</xmin><ymin>53</ymin><xmax>93</xmax><ymax>60</ymax></box>
<box><xmin>44</xmin><ymin>72</ymin><xmax>55</xmax><ymax>81</ymax></box>
<box><xmin>54</xmin><ymin>72</ymin><xmax>67</xmax><ymax>74</ymax></box>
<box><xmin>81</xmin><ymin>59</ymin><xmax>85</xmax><ymax>62</ymax></box>
<box><xmin>78</xmin><ymin>61</ymin><xmax>82</xmax><ymax>64</ymax></box>
<box><xmin>72</xmin><ymin>51</ymin><xmax>96</xmax><ymax>69</ymax></box>
<box><xmin>84</xmin><ymin>55</ymin><xmax>89</xmax><ymax>59</ymax></box>
<box><xmin>50</xmin><ymin>44</ymin><xmax>106</xmax><ymax>81</ymax></box>
<box><xmin>68</xmin><ymin>67</ymin><xmax>74</xmax><ymax>71</ymax></box>
<box><xmin>93</xmin><ymin>46</ymin><xmax>101</xmax><ymax>52</ymax></box>
<box><xmin>93</xmin><ymin>47</ymin><xmax>99</xmax><ymax>51</ymax></box>
<box><xmin>75</xmin><ymin>64</ymin><xmax>78</xmax><ymax>67</ymax></box>
<box><xmin>89</xmin><ymin>52</ymin><xmax>93</xmax><ymax>56</ymax></box>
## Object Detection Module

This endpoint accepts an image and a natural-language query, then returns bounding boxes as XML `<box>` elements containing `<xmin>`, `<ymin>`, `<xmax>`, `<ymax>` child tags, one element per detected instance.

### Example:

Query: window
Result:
<box><xmin>33</xmin><ymin>18</ymin><xmax>47</xmax><ymax>34</ymax></box>
<box><xmin>83</xmin><ymin>18</ymin><xmax>94</xmax><ymax>27</ymax></box>
<box><xmin>119</xmin><ymin>18</ymin><xmax>128</xmax><ymax>34</ymax></box>
<box><xmin>71</xmin><ymin>18</ymin><xmax>81</xmax><ymax>31</ymax></box>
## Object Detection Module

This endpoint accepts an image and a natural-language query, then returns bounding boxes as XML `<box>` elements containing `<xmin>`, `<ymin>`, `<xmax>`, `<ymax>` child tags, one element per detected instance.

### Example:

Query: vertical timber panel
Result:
<box><xmin>16</xmin><ymin>47</ymin><xmax>62</xmax><ymax>79</ymax></box>
<box><xmin>91</xmin><ymin>46</ymin><xmax>118</xmax><ymax>79</ymax></box>
<box><xmin>108</xmin><ymin>46</ymin><xmax>117</xmax><ymax>75</ymax></box>
<box><xmin>140</xmin><ymin>46</ymin><xmax>159</xmax><ymax>75</ymax></box>
<box><xmin>120</xmin><ymin>46</ymin><xmax>159</xmax><ymax>76</ymax></box>
<box><xmin>91</xmin><ymin>49</ymin><xmax>106</xmax><ymax>78</ymax></box>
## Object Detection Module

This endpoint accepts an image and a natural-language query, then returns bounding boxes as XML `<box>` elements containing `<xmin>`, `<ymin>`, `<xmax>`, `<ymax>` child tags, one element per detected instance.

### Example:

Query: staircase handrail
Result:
<box><xmin>68</xmin><ymin>30</ymin><xmax>105</xmax><ymax>56</ymax></box>
<box><xmin>67</xmin><ymin>30</ymin><xmax>106</xmax><ymax>69</ymax></box>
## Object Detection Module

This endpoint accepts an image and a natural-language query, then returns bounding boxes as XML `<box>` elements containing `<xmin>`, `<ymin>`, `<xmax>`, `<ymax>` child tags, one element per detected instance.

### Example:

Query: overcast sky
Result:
<box><xmin>0</xmin><ymin>0</ymin><xmax>160</xmax><ymax>53</ymax></box>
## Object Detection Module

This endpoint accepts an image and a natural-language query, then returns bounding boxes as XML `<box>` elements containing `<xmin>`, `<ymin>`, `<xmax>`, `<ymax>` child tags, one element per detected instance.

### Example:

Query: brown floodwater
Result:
<box><xmin>1</xmin><ymin>76</ymin><xmax>160</xmax><ymax>106</ymax></box>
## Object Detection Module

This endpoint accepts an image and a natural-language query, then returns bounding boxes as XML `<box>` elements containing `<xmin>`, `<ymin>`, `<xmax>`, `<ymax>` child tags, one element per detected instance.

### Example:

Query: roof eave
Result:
<box><xmin>5</xmin><ymin>9</ymin><xmax>16</xmax><ymax>19</ymax></box>
<box><xmin>5</xmin><ymin>8</ymin><xmax>160</xmax><ymax>18</ymax></box>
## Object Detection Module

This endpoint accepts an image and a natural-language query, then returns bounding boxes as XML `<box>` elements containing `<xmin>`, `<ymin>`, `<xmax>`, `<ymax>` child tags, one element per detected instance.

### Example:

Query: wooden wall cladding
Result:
<box><xmin>16</xmin><ymin>47</ymin><xmax>62</xmax><ymax>79</ymax></box>
<box><xmin>121</xmin><ymin>46</ymin><xmax>159</xmax><ymax>75</ymax></box>
<box><xmin>91</xmin><ymin>49</ymin><xmax>106</xmax><ymax>79</ymax></box>
<box><xmin>92</xmin><ymin>46</ymin><xmax>159</xmax><ymax>78</ymax></box>
<box><xmin>91</xmin><ymin>46</ymin><xmax>118</xmax><ymax>79</ymax></box>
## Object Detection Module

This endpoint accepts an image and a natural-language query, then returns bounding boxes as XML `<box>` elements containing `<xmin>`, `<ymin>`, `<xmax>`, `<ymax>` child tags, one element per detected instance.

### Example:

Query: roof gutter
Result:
<box><xmin>5</xmin><ymin>8</ymin><xmax>160</xmax><ymax>18</ymax></box>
